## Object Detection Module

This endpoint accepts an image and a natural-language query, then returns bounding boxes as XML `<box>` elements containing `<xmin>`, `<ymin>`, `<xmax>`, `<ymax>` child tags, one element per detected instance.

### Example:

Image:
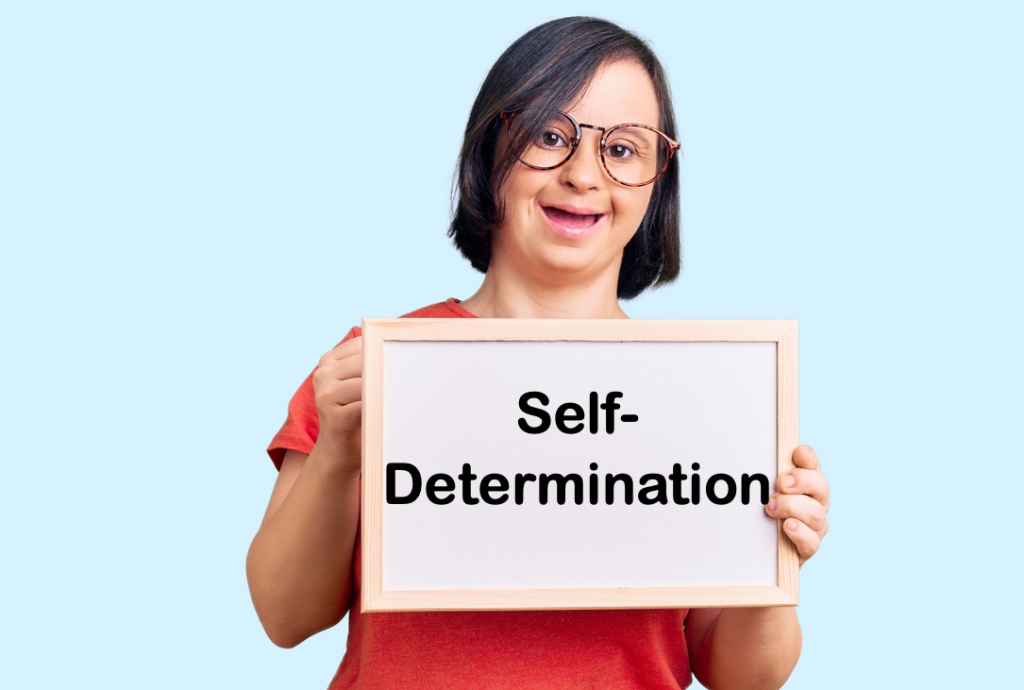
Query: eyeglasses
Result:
<box><xmin>499</xmin><ymin>109</ymin><xmax>680</xmax><ymax>187</ymax></box>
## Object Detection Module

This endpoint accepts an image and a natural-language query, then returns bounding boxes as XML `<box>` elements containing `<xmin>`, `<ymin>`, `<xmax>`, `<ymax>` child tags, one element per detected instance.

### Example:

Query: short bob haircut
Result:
<box><xmin>448</xmin><ymin>16</ymin><xmax>680</xmax><ymax>301</ymax></box>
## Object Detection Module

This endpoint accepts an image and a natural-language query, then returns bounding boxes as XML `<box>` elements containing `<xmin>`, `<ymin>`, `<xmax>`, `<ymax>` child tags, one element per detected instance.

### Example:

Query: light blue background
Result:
<box><xmin>2</xmin><ymin>1</ymin><xmax>1020</xmax><ymax>688</ymax></box>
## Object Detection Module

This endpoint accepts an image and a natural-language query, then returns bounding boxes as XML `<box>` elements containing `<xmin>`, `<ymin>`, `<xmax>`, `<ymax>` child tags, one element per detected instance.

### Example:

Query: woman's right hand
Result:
<box><xmin>312</xmin><ymin>332</ymin><xmax>363</xmax><ymax>479</ymax></box>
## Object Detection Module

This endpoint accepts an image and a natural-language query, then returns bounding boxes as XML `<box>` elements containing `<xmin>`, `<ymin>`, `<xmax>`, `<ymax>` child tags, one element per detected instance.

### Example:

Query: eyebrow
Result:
<box><xmin>578</xmin><ymin>121</ymin><xmax>657</xmax><ymax>133</ymax></box>
<box><xmin>607</xmin><ymin>124</ymin><xmax>653</xmax><ymax>132</ymax></box>
<box><xmin>605</xmin><ymin>126</ymin><xmax>656</xmax><ymax>142</ymax></box>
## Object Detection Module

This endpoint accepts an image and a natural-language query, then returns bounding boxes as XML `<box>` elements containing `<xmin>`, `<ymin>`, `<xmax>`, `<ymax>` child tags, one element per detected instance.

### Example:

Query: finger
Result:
<box><xmin>319</xmin><ymin>401</ymin><xmax>364</xmax><ymax>446</ymax></box>
<box><xmin>765</xmin><ymin>493</ymin><xmax>828</xmax><ymax>533</ymax></box>
<box><xmin>319</xmin><ymin>333</ymin><xmax>362</xmax><ymax>365</ymax></box>
<box><xmin>318</xmin><ymin>377</ymin><xmax>362</xmax><ymax>407</ymax></box>
<box><xmin>777</xmin><ymin>467</ymin><xmax>830</xmax><ymax>508</ymax></box>
<box><xmin>781</xmin><ymin>517</ymin><xmax>822</xmax><ymax>563</ymax></box>
<box><xmin>333</xmin><ymin>401</ymin><xmax>363</xmax><ymax>442</ymax></box>
<box><xmin>315</xmin><ymin>352</ymin><xmax>362</xmax><ymax>383</ymax></box>
<box><xmin>792</xmin><ymin>445</ymin><xmax>820</xmax><ymax>471</ymax></box>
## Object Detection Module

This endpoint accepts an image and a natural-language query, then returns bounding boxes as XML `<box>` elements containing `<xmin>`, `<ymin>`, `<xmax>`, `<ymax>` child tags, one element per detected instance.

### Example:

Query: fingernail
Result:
<box><xmin>767</xmin><ymin>497</ymin><xmax>777</xmax><ymax>512</ymax></box>
<box><xmin>787</xmin><ymin>520</ymin><xmax>799</xmax><ymax>531</ymax></box>
<box><xmin>782</xmin><ymin>475</ymin><xmax>796</xmax><ymax>488</ymax></box>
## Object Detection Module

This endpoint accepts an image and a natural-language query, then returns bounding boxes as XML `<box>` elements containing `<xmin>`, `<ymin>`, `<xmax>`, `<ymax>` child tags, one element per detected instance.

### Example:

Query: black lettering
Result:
<box><xmin>589</xmin><ymin>392</ymin><xmax>599</xmax><ymax>434</ymax></box>
<box><xmin>459</xmin><ymin>463</ymin><xmax>479</xmax><ymax>505</ymax></box>
<box><xmin>601</xmin><ymin>392</ymin><xmax>623</xmax><ymax>433</ymax></box>
<box><xmin>539</xmin><ymin>473</ymin><xmax>584</xmax><ymax>505</ymax></box>
<box><xmin>555</xmin><ymin>402</ymin><xmax>585</xmax><ymax>434</ymax></box>
<box><xmin>667</xmin><ymin>464</ymin><xmax>692</xmax><ymax>501</ymax></box>
<box><xmin>605</xmin><ymin>473</ymin><xmax>634</xmax><ymax>505</ymax></box>
<box><xmin>425</xmin><ymin>473</ymin><xmax>455</xmax><ymax>505</ymax></box>
<box><xmin>670</xmin><ymin>463</ymin><xmax>689</xmax><ymax>505</ymax></box>
<box><xmin>518</xmin><ymin>392</ymin><xmax>550</xmax><ymax>433</ymax></box>
<box><xmin>638</xmin><ymin>474</ymin><xmax>668</xmax><ymax>505</ymax></box>
<box><xmin>387</xmin><ymin>463</ymin><xmax>421</xmax><ymax>504</ymax></box>
<box><xmin>589</xmin><ymin>462</ymin><xmax>599</xmax><ymax>504</ymax></box>
<box><xmin>691</xmin><ymin>463</ymin><xmax>701</xmax><ymax>505</ymax></box>
<box><xmin>707</xmin><ymin>474</ymin><xmax>737</xmax><ymax>505</ymax></box>
<box><xmin>742</xmin><ymin>473</ymin><xmax>770</xmax><ymax>505</ymax></box>
<box><xmin>514</xmin><ymin>473</ymin><xmax>537</xmax><ymax>505</ymax></box>
<box><xmin>480</xmin><ymin>473</ymin><xmax>509</xmax><ymax>505</ymax></box>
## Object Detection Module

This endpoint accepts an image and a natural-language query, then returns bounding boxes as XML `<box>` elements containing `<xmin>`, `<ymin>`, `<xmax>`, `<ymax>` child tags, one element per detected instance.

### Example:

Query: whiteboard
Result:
<box><xmin>360</xmin><ymin>318</ymin><xmax>799</xmax><ymax>611</ymax></box>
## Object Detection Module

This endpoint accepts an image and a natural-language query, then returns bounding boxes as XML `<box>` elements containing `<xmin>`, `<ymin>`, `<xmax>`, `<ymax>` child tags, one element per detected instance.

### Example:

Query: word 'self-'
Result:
<box><xmin>518</xmin><ymin>391</ymin><xmax>640</xmax><ymax>434</ymax></box>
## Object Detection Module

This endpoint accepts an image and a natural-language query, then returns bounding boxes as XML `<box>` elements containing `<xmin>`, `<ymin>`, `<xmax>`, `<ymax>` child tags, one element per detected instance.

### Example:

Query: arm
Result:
<box><xmin>686</xmin><ymin>445</ymin><xmax>829</xmax><ymax>689</ymax></box>
<box><xmin>246</xmin><ymin>336</ymin><xmax>363</xmax><ymax>648</ymax></box>
<box><xmin>686</xmin><ymin>607</ymin><xmax>801</xmax><ymax>690</ymax></box>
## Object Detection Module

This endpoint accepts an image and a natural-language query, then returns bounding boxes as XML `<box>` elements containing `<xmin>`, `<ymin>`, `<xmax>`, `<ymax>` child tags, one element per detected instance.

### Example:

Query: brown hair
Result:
<box><xmin>448</xmin><ymin>16</ymin><xmax>681</xmax><ymax>300</ymax></box>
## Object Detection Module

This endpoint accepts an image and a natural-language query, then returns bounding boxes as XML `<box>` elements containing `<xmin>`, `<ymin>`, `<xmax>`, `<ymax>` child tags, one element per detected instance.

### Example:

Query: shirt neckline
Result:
<box><xmin>445</xmin><ymin>297</ymin><xmax>478</xmax><ymax>319</ymax></box>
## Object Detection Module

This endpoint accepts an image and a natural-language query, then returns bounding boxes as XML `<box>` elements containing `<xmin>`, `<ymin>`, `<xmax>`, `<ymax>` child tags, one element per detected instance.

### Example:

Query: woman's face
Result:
<box><xmin>492</xmin><ymin>59</ymin><xmax>660</xmax><ymax>289</ymax></box>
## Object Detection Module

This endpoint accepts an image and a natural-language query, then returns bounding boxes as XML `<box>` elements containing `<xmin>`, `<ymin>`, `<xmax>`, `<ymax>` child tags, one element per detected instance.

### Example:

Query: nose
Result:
<box><xmin>559</xmin><ymin>130</ymin><xmax>604</xmax><ymax>191</ymax></box>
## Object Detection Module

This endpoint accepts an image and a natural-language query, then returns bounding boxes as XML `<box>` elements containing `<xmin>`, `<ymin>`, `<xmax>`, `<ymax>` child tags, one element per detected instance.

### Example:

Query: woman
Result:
<box><xmin>247</xmin><ymin>16</ymin><xmax>830</xmax><ymax>690</ymax></box>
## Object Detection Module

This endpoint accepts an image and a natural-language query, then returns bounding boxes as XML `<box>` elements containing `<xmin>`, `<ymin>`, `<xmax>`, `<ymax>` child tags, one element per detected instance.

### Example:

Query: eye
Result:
<box><xmin>538</xmin><ymin>130</ymin><xmax>569</xmax><ymax>149</ymax></box>
<box><xmin>605</xmin><ymin>143</ymin><xmax>635</xmax><ymax>161</ymax></box>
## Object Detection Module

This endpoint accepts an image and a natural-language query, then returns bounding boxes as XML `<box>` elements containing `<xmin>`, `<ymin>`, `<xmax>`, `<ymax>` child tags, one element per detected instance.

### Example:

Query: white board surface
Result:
<box><xmin>381</xmin><ymin>340</ymin><xmax>778</xmax><ymax>592</ymax></box>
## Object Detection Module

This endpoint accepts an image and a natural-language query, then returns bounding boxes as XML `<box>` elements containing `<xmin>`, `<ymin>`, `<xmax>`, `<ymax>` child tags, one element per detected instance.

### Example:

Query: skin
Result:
<box><xmin>246</xmin><ymin>59</ymin><xmax>830</xmax><ymax>689</ymax></box>
<box><xmin>462</xmin><ymin>61</ymin><xmax>658</xmax><ymax>320</ymax></box>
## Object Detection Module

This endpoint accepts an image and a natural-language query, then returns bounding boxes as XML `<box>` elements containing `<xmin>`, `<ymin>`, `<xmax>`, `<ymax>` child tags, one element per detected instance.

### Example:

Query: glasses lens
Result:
<box><xmin>508</xmin><ymin>112</ymin><xmax>577</xmax><ymax>169</ymax></box>
<box><xmin>602</xmin><ymin>126</ymin><xmax>670</xmax><ymax>185</ymax></box>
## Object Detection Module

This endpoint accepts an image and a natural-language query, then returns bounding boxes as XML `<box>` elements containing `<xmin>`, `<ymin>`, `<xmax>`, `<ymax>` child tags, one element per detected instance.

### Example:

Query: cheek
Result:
<box><xmin>500</xmin><ymin>170</ymin><xmax>545</xmax><ymax>221</ymax></box>
<box><xmin>612</xmin><ymin>189</ymin><xmax>655</xmax><ymax>234</ymax></box>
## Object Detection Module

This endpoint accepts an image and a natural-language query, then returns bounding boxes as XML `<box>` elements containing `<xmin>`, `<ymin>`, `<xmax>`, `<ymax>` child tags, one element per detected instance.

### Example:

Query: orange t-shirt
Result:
<box><xmin>267</xmin><ymin>298</ymin><xmax>693</xmax><ymax>690</ymax></box>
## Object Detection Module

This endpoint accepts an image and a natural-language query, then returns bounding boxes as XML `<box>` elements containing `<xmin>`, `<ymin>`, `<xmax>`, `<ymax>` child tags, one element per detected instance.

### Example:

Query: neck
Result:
<box><xmin>459</xmin><ymin>255</ymin><xmax>629</xmax><ymax>320</ymax></box>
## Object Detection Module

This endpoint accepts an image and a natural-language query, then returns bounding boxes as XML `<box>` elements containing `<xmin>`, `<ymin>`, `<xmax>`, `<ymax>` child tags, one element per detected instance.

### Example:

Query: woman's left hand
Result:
<box><xmin>766</xmin><ymin>445</ymin><xmax>830</xmax><ymax>566</ymax></box>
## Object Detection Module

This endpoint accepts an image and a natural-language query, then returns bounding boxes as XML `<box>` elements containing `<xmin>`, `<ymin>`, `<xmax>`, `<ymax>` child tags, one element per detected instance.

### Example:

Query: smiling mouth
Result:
<box><xmin>541</xmin><ymin>206</ymin><xmax>604</xmax><ymax>232</ymax></box>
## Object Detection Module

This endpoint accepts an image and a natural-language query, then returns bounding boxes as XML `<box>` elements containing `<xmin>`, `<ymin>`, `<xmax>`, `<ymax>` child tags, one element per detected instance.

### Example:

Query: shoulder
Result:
<box><xmin>399</xmin><ymin>298</ymin><xmax>477</xmax><ymax>319</ymax></box>
<box><xmin>343</xmin><ymin>298</ymin><xmax>475</xmax><ymax>341</ymax></box>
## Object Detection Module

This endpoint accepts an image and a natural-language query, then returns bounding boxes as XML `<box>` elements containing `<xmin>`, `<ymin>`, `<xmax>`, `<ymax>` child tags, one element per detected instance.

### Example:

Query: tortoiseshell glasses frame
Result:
<box><xmin>499</xmin><ymin>109</ymin><xmax>681</xmax><ymax>188</ymax></box>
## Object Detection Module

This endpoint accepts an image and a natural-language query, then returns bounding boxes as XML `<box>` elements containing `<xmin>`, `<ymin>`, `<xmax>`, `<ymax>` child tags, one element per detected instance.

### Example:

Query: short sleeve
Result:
<box><xmin>266</xmin><ymin>326</ymin><xmax>361</xmax><ymax>471</ymax></box>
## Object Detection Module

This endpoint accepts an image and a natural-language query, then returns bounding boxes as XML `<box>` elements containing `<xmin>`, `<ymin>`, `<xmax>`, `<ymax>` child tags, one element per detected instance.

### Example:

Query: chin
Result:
<box><xmin>533</xmin><ymin>244</ymin><xmax>609</xmax><ymax>280</ymax></box>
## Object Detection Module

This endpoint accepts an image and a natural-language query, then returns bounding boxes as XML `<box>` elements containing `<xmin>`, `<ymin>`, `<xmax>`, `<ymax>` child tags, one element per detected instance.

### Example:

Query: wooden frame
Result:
<box><xmin>361</xmin><ymin>318</ymin><xmax>799</xmax><ymax>612</ymax></box>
